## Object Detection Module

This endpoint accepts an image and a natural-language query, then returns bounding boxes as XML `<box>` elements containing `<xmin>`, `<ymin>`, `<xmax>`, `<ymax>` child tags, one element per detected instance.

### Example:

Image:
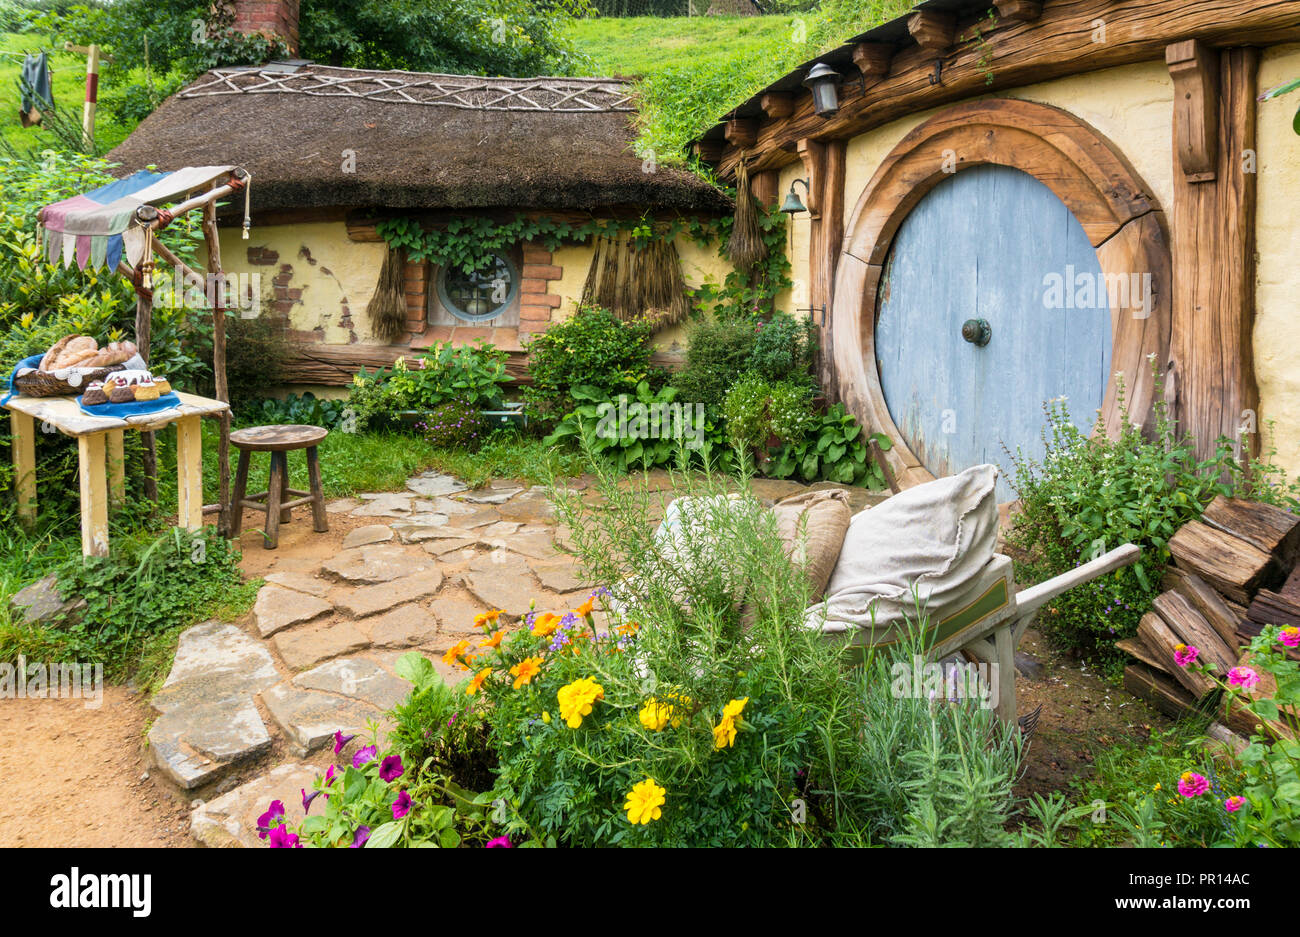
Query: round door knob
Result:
<box><xmin>961</xmin><ymin>318</ymin><xmax>991</xmax><ymax>347</ymax></box>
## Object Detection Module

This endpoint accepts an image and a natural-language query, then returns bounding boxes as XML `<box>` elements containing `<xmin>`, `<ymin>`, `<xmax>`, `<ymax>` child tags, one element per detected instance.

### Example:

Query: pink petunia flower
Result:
<box><xmin>392</xmin><ymin>790</ymin><xmax>413</xmax><ymax>820</ymax></box>
<box><xmin>1173</xmin><ymin>644</ymin><xmax>1199</xmax><ymax>667</ymax></box>
<box><xmin>486</xmin><ymin>835</ymin><xmax>512</xmax><ymax>848</ymax></box>
<box><xmin>1225</xmin><ymin>796</ymin><xmax>1247</xmax><ymax>813</ymax></box>
<box><xmin>257</xmin><ymin>800</ymin><xmax>286</xmax><ymax>840</ymax></box>
<box><xmin>302</xmin><ymin>788</ymin><xmax>320</xmax><ymax>814</ymax></box>
<box><xmin>353</xmin><ymin>744</ymin><xmax>378</xmax><ymax>769</ymax></box>
<box><xmin>350</xmin><ymin>825</ymin><xmax>371</xmax><ymax>848</ymax></box>
<box><xmin>333</xmin><ymin>731</ymin><xmax>356</xmax><ymax>754</ymax></box>
<box><xmin>1227</xmin><ymin>667</ymin><xmax>1260</xmax><ymax>690</ymax></box>
<box><xmin>1177</xmin><ymin>771</ymin><xmax>1209</xmax><ymax>798</ymax></box>
<box><xmin>379</xmin><ymin>755</ymin><xmax>404</xmax><ymax>783</ymax></box>
<box><xmin>268</xmin><ymin>825</ymin><xmax>301</xmax><ymax>848</ymax></box>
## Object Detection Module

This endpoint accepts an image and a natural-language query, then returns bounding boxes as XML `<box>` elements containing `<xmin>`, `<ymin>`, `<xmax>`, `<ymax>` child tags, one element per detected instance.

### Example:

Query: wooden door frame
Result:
<box><xmin>833</xmin><ymin>98</ymin><xmax>1172</xmax><ymax>489</ymax></box>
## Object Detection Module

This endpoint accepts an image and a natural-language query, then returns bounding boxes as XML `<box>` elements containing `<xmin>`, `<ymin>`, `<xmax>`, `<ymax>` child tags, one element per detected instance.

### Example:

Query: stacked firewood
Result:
<box><xmin>1120</xmin><ymin>496</ymin><xmax>1300</xmax><ymax>740</ymax></box>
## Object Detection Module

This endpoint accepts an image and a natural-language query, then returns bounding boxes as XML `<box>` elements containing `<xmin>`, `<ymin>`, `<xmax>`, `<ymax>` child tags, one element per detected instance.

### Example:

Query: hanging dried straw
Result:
<box><xmin>366</xmin><ymin>243</ymin><xmax>408</xmax><ymax>343</ymax></box>
<box><xmin>725</xmin><ymin>158</ymin><xmax>768</xmax><ymax>274</ymax></box>
<box><xmin>580</xmin><ymin>229</ymin><xmax>689</xmax><ymax>328</ymax></box>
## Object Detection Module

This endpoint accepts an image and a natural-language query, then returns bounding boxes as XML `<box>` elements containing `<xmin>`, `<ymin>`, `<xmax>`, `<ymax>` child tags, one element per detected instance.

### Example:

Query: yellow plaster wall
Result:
<box><xmin>1255</xmin><ymin>43</ymin><xmax>1300</xmax><ymax>479</ymax></box>
<box><xmin>215</xmin><ymin>221</ymin><xmax>387</xmax><ymax>344</ymax></box>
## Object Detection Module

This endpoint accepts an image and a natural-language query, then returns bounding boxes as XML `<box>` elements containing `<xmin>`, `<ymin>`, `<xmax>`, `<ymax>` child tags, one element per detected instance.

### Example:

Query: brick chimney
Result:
<box><xmin>229</xmin><ymin>0</ymin><xmax>301</xmax><ymax>55</ymax></box>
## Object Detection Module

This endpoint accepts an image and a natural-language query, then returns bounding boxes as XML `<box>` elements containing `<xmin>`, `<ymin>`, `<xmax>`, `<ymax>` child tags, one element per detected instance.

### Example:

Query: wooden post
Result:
<box><xmin>10</xmin><ymin>410</ymin><xmax>36</xmax><ymax>527</ymax></box>
<box><xmin>797</xmin><ymin>137</ymin><xmax>846</xmax><ymax>404</ymax></box>
<box><xmin>135</xmin><ymin>290</ymin><xmax>158</xmax><ymax>504</ymax></box>
<box><xmin>78</xmin><ymin>433</ymin><xmax>108</xmax><ymax>557</ymax></box>
<box><xmin>175</xmin><ymin>415</ymin><xmax>203</xmax><ymax>532</ymax></box>
<box><xmin>1166</xmin><ymin>44</ymin><xmax>1260</xmax><ymax>462</ymax></box>
<box><xmin>63</xmin><ymin>43</ymin><xmax>110</xmax><ymax>150</ymax></box>
<box><xmin>202</xmin><ymin>193</ymin><xmax>232</xmax><ymax>535</ymax></box>
<box><xmin>106</xmin><ymin>428</ymin><xmax>125</xmax><ymax>505</ymax></box>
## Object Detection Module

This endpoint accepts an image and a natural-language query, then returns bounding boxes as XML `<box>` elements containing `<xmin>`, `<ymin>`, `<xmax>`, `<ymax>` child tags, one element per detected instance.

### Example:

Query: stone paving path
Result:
<box><xmin>161</xmin><ymin>471</ymin><xmax>877</xmax><ymax>845</ymax></box>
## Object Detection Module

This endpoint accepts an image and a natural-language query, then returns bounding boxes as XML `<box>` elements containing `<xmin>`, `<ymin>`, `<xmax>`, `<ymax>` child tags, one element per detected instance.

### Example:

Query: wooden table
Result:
<box><xmin>4</xmin><ymin>391</ymin><xmax>231</xmax><ymax>557</ymax></box>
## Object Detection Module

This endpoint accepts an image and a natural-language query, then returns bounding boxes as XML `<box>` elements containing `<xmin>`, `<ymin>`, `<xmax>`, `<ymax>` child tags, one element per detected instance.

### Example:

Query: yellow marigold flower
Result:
<box><xmin>557</xmin><ymin>677</ymin><xmax>604</xmax><ymax>728</ymax></box>
<box><xmin>713</xmin><ymin>716</ymin><xmax>738</xmax><ymax>750</ymax></box>
<box><xmin>510</xmin><ymin>656</ymin><xmax>544</xmax><ymax>689</ymax></box>
<box><xmin>638</xmin><ymin>697</ymin><xmax>674</xmax><ymax>731</ymax></box>
<box><xmin>531</xmin><ymin>613</ymin><xmax>563</xmax><ymax>638</ymax></box>
<box><xmin>442</xmin><ymin>640</ymin><xmax>470</xmax><ymax>668</ymax></box>
<box><xmin>474</xmin><ymin>609</ymin><xmax>504</xmax><ymax>630</ymax></box>
<box><xmin>480</xmin><ymin>630</ymin><xmax>504</xmax><ymax>649</ymax></box>
<box><xmin>624</xmin><ymin>778</ymin><xmax>666</xmax><ymax>825</ymax></box>
<box><xmin>574</xmin><ymin>595</ymin><xmax>595</xmax><ymax>617</ymax></box>
<box><xmin>616</xmin><ymin>620</ymin><xmax>640</xmax><ymax>637</ymax></box>
<box><xmin>723</xmin><ymin>697</ymin><xmax>749</xmax><ymax>720</ymax></box>
<box><xmin>467</xmin><ymin>668</ymin><xmax>492</xmax><ymax>695</ymax></box>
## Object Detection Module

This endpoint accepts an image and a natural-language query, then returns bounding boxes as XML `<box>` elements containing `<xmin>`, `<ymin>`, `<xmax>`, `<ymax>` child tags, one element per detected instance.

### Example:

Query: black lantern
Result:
<box><xmin>802</xmin><ymin>63</ymin><xmax>841</xmax><ymax>117</ymax></box>
<box><xmin>780</xmin><ymin>178</ymin><xmax>810</xmax><ymax>214</ymax></box>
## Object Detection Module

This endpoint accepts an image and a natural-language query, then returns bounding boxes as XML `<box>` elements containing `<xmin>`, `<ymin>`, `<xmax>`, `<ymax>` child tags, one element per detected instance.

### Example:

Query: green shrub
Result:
<box><xmin>748</xmin><ymin>311</ymin><xmax>817</xmax><ymax>387</ymax></box>
<box><xmin>766</xmin><ymin>402</ymin><xmax>890</xmax><ymax>488</ymax></box>
<box><xmin>417</xmin><ymin>400</ymin><xmax>490</xmax><ymax>451</ymax></box>
<box><xmin>348</xmin><ymin>341</ymin><xmax>509</xmax><ymax>429</ymax></box>
<box><xmin>670</xmin><ymin>315</ymin><xmax>756</xmax><ymax>411</ymax></box>
<box><xmin>523</xmin><ymin>305</ymin><xmax>657</xmax><ymax>425</ymax></box>
<box><xmin>241</xmin><ymin>392</ymin><xmax>351</xmax><ymax>430</ymax></box>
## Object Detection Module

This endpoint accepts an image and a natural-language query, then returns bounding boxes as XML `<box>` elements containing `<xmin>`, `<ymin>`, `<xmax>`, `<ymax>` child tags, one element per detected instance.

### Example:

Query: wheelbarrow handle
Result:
<box><xmin>1013</xmin><ymin>543</ymin><xmax>1141</xmax><ymax>620</ymax></box>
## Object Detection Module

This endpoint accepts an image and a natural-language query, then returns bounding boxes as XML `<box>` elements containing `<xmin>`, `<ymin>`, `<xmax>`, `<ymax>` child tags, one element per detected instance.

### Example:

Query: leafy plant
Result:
<box><xmin>417</xmin><ymin>400</ymin><xmax>490</xmax><ymax>451</ymax></box>
<box><xmin>348</xmin><ymin>342</ymin><xmax>509</xmax><ymax>429</ymax></box>
<box><xmin>767</xmin><ymin>402</ymin><xmax>890</xmax><ymax>488</ymax></box>
<box><xmin>748</xmin><ymin>311</ymin><xmax>817</xmax><ymax>387</ymax></box>
<box><xmin>243</xmin><ymin>393</ymin><xmax>351</xmax><ymax>430</ymax></box>
<box><xmin>671</xmin><ymin>314</ymin><xmax>758</xmax><ymax>412</ymax></box>
<box><xmin>523</xmin><ymin>305</ymin><xmax>658</xmax><ymax>425</ymax></box>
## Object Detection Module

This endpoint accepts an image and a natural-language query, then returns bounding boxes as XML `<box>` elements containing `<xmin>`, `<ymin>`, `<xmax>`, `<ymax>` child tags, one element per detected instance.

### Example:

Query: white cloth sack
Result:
<box><xmin>805</xmin><ymin>463</ymin><xmax>1000</xmax><ymax>643</ymax></box>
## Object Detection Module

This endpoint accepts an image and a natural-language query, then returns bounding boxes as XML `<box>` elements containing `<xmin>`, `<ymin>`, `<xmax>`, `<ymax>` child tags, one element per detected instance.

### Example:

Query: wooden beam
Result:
<box><xmin>714</xmin><ymin>0</ymin><xmax>1300</xmax><ymax>178</ymax></box>
<box><xmin>796</xmin><ymin>138</ymin><xmax>823</xmax><ymax>219</ymax></box>
<box><xmin>693</xmin><ymin>139</ymin><xmax>725</xmax><ymax>164</ymax></box>
<box><xmin>725</xmin><ymin>117</ymin><xmax>758</xmax><ymax>149</ymax></box>
<box><xmin>1167</xmin><ymin>40</ymin><xmax>1220</xmax><ymax>180</ymax></box>
<box><xmin>993</xmin><ymin>0</ymin><xmax>1042</xmax><ymax>21</ymax></box>
<box><xmin>760</xmin><ymin>92</ymin><xmax>794</xmax><ymax>119</ymax></box>
<box><xmin>851</xmin><ymin>42</ymin><xmax>893</xmax><ymax>83</ymax></box>
<box><xmin>1168</xmin><ymin>46</ymin><xmax>1260</xmax><ymax>463</ymax></box>
<box><xmin>751</xmin><ymin>169</ymin><xmax>779</xmax><ymax>209</ymax></box>
<box><xmin>907</xmin><ymin>10</ymin><xmax>956</xmax><ymax>51</ymax></box>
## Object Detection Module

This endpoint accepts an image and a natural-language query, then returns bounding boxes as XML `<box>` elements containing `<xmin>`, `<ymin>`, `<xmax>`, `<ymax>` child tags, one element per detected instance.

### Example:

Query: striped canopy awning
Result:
<box><xmin>37</xmin><ymin>165</ymin><xmax>240</xmax><ymax>272</ymax></box>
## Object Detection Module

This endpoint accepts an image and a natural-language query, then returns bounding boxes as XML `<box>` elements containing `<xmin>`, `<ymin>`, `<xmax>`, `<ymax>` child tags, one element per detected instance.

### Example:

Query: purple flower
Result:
<box><xmin>379</xmin><ymin>755</ymin><xmax>404</xmax><ymax>783</ymax></box>
<box><xmin>486</xmin><ymin>835</ymin><xmax>512</xmax><ymax>848</ymax></box>
<box><xmin>257</xmin><ymin>800</ymin><xmax>286</xmax><ymax>839</ymax></box>
<box><xmin>392</xmin><ymin>790</ymin><xmax>413</xmax><ymax>819</ymax></box>
<box><xmin>333</xmin><ymin>731</ymin><xmax>356</xmax><ymax>754</ymax></box>
<box><xmin>302</xmin><ymin>788</ymin><xmax>320</xmax><ymax>814</ymax></box>
<box><xmin>268</xmin><ymin>825</ymin><xmax>301</xmax><ymax>848</ymax></box>
<box><xmin>350</xmin><ymin>826</ymin><xmax>371</xmax><ymax>848</ymax></box>
<box><xmin>353</xmin><ymin>744</ymin><xmax>378</xmax><ymax>769</ymax></box>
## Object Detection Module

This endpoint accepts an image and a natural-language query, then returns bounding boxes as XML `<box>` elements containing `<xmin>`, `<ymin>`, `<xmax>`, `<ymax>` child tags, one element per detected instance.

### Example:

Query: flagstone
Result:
<box><xmin>406</xmin><ymin>473</ymin><xmax>468</xmax><ymax>497</ymax></box>
<box><xmin>273</xmin><ymin>620</ymin><xmax>369</xmax><ymax>671</ymax></box>
<box><xmin>190</xmin><ymin>762</ymin><xmax>320</xmax><ymax>847</ymax></box>
<box><xmin>336</xmin><ymin>570</ymin><xmax>444</xmax><ymax>618</ymax></box>
<box><xmin>357</xmin><ymin>603</ymin><xmax>440</xmax><ymax>648</ymax></box>
<box><xmin>253</xmin><ymin>584</ymin><xmax>332</xmax><ymax>637</ymax></box>
<box><xmin>421</xmin><ymin>538</ymin><xmax>477</xmax><ymax>557</ymax></box>
<box><xmin>292</xmin><ymin>657</ymin><xmax>410</xmax><ymax>710</ymax></box>
<box><xmin>261</xmin><ymin>683</ymin><xmax>383</xmax><ymax>756</ymax></box>
<box><xmin>342</xmin><ymin>524</ymin><xmax>395</xmax><ymax>549</ymax></box>
<box><xmin>264</xmin><ymin>571</ymin><xmax>332</xmax><ymax>598</ymax></box>
<box><xmin>322</xmin><ymin>544</ymin><xmax>433</xmax><ymax>584</ymax></box>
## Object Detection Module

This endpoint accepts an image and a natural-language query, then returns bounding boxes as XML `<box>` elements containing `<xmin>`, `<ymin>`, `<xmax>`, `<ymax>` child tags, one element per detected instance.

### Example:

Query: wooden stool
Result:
<box><xmin>229</xmin><ymin>424</ymin><xmax>329</xmax><ymax>549</ymax></box>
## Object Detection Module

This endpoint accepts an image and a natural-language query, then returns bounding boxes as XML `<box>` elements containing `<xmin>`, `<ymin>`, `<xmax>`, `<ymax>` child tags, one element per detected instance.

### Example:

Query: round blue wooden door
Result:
<box><xmin>875</xmin><ymin>164</ymin><xmax>1112</xmax><ymax>500</ymax></box>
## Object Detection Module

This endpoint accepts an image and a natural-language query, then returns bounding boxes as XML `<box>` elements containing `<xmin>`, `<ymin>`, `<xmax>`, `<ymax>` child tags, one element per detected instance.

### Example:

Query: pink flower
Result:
<box><xmin>1278</xmin><ymin>626</ymin><xmax>1299</xmax><ymax>649</ymax></box>
<box><xmin>353</xmin><ymin>744</ymin><xmax>378</xmax><ymax>769</ymax></box>
<box><xmin>392</xmin><ymin>790</ymin><xmax>413</xmax><ymax>820</ymax></box>
<box><xmin>1225</xmin><ymin>796</ymin><xmax>1247</xmax><ymax>813</ymax></box>
<box><xmin>268</xmin><ymin>825</ymin><xmax>301</xmax><ymax>848</ymax></box>
<box><xmin>333</xmin><ymin>731</ymin><xmax>356</xmax><ymax>754</ymax></box>
<box><xmin>302</xmin><ymin>787</ymin><xmax>320</xmax><ymax>814</ymax></box>
<box><xmin>1177</xmin><ymin>771</ymin><xmax>1209</xmax><ymax>798</ymax></box>
<box><xmin>486</xmin><ymin>835</ymin><xmax>512</xmax><ymax>848</ymax></box>
<box><xmin>379</xmin><ymin>755</ymin><xmax>404</xmax><ymax>783</ymax></box>
<box><xmin>1173</xmin><ymin>643</ymin><xmax>1199</xmax><ymax>667</ymax></box>
<box><xmin>257</xmin><ymin>800</ymin><xmax>286</xmax><ymax>840</ymax></box>
<box><xmin>1227</xmin><ymin>667</ymin><xmax>1260</xmax><ymax>690</ymax></box>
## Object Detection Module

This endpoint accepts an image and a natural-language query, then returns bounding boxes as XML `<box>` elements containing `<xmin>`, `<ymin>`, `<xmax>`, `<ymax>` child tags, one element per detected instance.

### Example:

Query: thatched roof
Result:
<box><xmin>108</xmin><ymin>64</ymin><xmax>730</xmax><ymax>217</ymax></box>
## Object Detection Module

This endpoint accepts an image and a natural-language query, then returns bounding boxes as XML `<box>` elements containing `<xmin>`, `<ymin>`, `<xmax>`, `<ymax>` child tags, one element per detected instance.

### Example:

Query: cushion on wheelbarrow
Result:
<box><xmin>805</xmin><ymin>463</ymin><xmax>999</xmax><ymax>645</ymax></box>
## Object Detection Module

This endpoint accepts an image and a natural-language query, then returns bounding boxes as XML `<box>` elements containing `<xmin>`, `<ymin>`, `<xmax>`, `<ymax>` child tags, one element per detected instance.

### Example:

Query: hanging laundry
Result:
<box><xmin>19</xmin><ymin>52</ymin><xmax>53</xmax><ymax>127</ymax></box>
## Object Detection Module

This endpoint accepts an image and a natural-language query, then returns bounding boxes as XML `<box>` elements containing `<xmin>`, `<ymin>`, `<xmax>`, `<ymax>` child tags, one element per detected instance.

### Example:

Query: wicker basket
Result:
<box><xmin>14</xmin><ymin>365</ymin><xmax>125</xmax><ymax>398</ymax></box>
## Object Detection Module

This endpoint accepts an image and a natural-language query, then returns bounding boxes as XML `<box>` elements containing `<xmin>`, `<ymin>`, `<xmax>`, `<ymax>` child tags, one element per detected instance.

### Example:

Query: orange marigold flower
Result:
<box><xmin>574</xmin><ymin>595</ymin><xmax>595</xmax><ymax>617</ymax></box>
<box><xmin>531</xmin><ymin>613</ymin><xmax>563</xmax><ymax>638</ymax></box>
<box><xmin>442</xmin><ymin>640</ymin><xmax>471</xmax><ymax>668</ymax></box>
<box><xmin>474</xmin><ymin>609</ymin><xmax>504</xmax><ymax>630</ymax></box>
<box><xmin>467</xmin><ymin>668</ymin><xmax>492</xmax><ymax>695</ymax></box>
<box><xmin>510</xmin><ymin>656</ymin><xmax>544</xmax><ymax>689</ymax></box>
<box><xmin>480</xmin><ymin>629</ymin><xmax>504</xmax><ymax>649</ymax></box>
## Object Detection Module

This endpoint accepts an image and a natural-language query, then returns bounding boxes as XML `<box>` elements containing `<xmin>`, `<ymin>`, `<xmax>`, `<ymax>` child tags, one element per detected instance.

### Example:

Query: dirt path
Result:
<box><xmin>0</xmin><ymin>685</ymin><xmax>192</xmax><ymax>847</ymax></box>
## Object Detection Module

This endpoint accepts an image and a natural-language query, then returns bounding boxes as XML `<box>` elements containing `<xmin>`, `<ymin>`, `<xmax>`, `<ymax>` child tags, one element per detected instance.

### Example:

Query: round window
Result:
<box><xmin>437</xmin><ymin>254</ymin><xmax>518</xmax><ymax>323</ymax></box>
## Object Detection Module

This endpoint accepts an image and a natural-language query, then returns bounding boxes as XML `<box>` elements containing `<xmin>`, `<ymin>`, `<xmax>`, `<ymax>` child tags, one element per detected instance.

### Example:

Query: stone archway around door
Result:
<box><xmin>832</xmin><ymin>98</ymin><xmax>1172</xmax><ymax>490</ymax></box>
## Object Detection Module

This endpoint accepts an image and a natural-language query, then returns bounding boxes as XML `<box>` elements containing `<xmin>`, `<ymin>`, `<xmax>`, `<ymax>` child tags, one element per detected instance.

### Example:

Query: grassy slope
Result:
<box><xmin>0</xmin><ymin>30</ymin><xmax>133</xmax><ymax>155</ymax></box>
<box><xmin>566</xmin><ymin>3</ymin><xmax>914</xmax><ymax>162</ymax></box>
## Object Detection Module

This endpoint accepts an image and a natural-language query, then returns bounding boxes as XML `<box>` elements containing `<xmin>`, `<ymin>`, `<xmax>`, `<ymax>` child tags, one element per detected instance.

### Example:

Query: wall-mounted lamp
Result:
<box><xmin>780</xmin><ymin>178</ymin><xmax>811</xmax><ymax>214</ymax></box>
<box><xmin>802</xmin><ymin>63</ymin><xmax>842</xmax><ymax>117</ymax></box>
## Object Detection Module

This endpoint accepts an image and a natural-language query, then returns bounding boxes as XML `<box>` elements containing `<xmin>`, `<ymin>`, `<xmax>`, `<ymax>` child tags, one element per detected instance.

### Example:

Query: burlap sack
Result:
<box><xmin>771</xmin><ymin>489</ymin><xmax>852</xmax><ymax>602</ymax></box>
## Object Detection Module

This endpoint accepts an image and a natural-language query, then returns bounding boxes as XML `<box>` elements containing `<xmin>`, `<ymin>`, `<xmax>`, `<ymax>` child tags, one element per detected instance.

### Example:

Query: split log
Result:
<box><xmin>1152</xmin><ymin>591</ymin><xmax>1238</xmax><ymax>675</ymax></box>
<box><xmin>1124</xmin><ymin>663</ymin><xmax>1200</xmax><ymax>720</ymax></box>
<box><xmin>1221</xmin><ymin>651</ymin><xmax>1297</xmax><ymax>742</ymax></box>
<box><xmin>1247</xmin><ymin>589</ymin><xmax>1300</xmax><ymax>628</ymax></box>
<box><xmin>1200</xmin><ymin>495</ymin><xmax>1300</xmax><ymax>570</ymax></box>
<box><xmin>1137</xmin><ymin>611</ymin><xmax>1217</xmax><ymax>699</ymax></box>
<box><xmin>1168</xmin><ymin>520</ymin><xmax>1275</xmax><ymax>604</ymax></box>
<box><xmin>1162</xmin><ymin>567</ymin><xmax>1243</xmax><ymax>650</ymax></box>
<box><xmin>1116</xmin><ymin>636</ymin><xmax>1171</xmax><ymax>675</ymax></box>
